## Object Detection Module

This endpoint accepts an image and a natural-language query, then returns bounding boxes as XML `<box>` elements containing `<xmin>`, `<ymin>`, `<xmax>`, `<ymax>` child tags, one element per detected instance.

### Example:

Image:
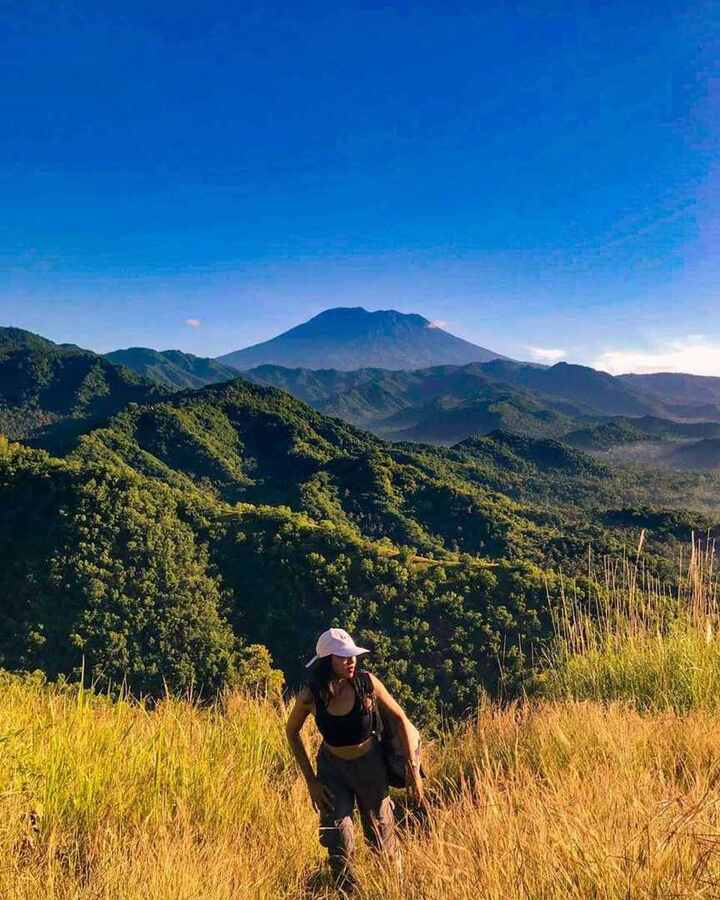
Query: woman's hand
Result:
<box><xmin>308</xmin><ymin>777</ymin><xmax>335</xmax><ymax>814</ymax></box>
<box><xmin>406</xmin><ymin>761</ymin><xmax>425</xmax><ymax>805</ymax></box>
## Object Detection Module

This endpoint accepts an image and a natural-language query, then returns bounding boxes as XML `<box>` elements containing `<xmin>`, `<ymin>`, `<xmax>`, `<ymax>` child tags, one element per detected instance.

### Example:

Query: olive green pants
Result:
<box><xmin>316</xmin><ymin>738</ymin><xmax>397</xmax><ymax>881</ymax></box>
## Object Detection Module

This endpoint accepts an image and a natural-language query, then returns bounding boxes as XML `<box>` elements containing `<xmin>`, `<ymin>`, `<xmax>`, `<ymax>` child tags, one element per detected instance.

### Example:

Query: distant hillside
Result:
<box><xmin>245</xmin><ymin>362</ymin><xmax>507</xmax><ymax>428</ymax></box>
<box><xmin>71</xmin><ymin>375</ymin><xmax>720</xmax><ymax>557</ymax></box>
<box><xmin>596</xmin><ymin>437</ymin><xmax>720</xmax><ymax>472</ymax></box>
<box><xmin>455</xmin><ymin>430</ymin><xmax>605</xmax><ymax>477</ymax></box>
<box><xmin>244</xmin><ymin>360</ymin><xmax>662</xmax><ymax>437</ymax></box>
<box><xmin>105</xmin><ymin>347</ymin><xmax>238</xmax><ymax>390</ymax></box>
<box><xmin>0</xmin><ymin>327</ymin><xmax>166</xmax><ymax>452</ymax></box>
<box><xmin>668</xmin><ymin>439</ymin><xmax>720</xmax><ymax>470</ymax></box>
<box><xmin>246</xmin><ymin>359</ymin><xmax>668</xmax><ymax>426</ymax></box>
<box><xmin>217</xmin><ymin>307</ymin><xmax>507</xmax><ymax>371</ymax></box>
<box><xmin>566</xmin><ymin>417</ymin><xmax>720</xmax><ymax>451</ymax></box>
<box><xmin>479</xmin><ymin>360</ymin><xmax>666</xmax><ymax>418</ymax></box>
<box><xmin>245</xmin><ymin>361</ymin><xmax>720</xmax><ymax>468</ymax></box>
<box><xmin>383</xmin><ymin>392</ymin><xmax>580</xmax><ymax>445</ymax></box>
<box><xmin>621</xmin><ymin>372</ymin><xmax>720</xmax><ymax>407</ymax></box>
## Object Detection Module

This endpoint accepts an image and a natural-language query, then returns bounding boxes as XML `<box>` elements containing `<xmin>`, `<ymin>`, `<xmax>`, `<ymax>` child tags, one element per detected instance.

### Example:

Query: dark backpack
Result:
<box><xmin>355</xmin><ymin>670</ymin><xmax>423</xmax><ymax>789</ymax></box>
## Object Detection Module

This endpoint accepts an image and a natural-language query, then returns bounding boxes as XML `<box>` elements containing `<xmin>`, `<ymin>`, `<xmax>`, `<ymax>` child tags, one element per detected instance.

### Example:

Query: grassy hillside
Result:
<box><xmin>5</xmin><ymin>596</ymin><xmax>720</xmax><ymax>899</ymax></box>
<box><xmin>6</xmin><ymin>540</ymin><xmax>720</xmax><ymax>899</ymax></box>
<box><xmin>3</xmin><ymin>326</ymin><xmax>720</xmax><ymax>897</ymax></box>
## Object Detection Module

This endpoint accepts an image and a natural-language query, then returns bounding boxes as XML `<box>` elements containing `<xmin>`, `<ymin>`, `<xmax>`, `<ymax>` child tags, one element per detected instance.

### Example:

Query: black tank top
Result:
<box><xmin>310</xmin><ymin>672</ymin><xmax>374</xmax><ymax>747</ymax></box>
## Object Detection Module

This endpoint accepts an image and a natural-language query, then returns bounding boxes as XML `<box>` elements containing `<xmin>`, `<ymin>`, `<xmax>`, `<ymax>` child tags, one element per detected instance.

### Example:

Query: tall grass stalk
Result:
<box><xmin>542</xmin><ymin>533</ymin><xmax>720</xmax><ymax>710</ymax></box>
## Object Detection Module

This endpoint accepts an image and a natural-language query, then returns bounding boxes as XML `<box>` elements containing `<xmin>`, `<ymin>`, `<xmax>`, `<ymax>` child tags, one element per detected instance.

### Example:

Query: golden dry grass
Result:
<box><xmin>5</xmin><ymin>538</ymin><xmax>720</xmax><ymax>898</ymax></box>
<box><xmin>4</xmin><ymin>672</ymin><xmax>720</xmax><ymax>899</ymax></box>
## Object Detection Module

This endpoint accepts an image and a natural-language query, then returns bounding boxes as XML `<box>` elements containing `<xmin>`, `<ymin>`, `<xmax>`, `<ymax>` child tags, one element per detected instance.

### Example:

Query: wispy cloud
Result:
<box><xmin>528</xmin><ymin>346</ymin><xmax>566</xmax><ymax>364</ymax></box>
<box><xmin>593</xmin><ymin>336</ymin><xmax>720</xmax><ymax>376</ymax></box>
<box><xmin>185</xmin><ymin>318</ymin><xmax>201</xmax><ymax>328</ymax></box>
<box><xmin>428</xmin><ymin>319</ymin><xmax>448</xmax><ymax>329</ymax></box>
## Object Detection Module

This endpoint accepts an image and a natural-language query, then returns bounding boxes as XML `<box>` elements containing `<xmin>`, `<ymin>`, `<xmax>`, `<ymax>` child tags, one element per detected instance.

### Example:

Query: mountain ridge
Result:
<box><xmin>105</xmin><ymin>347</ymin><xmax>239</xmax><ymax>390</ymax></box>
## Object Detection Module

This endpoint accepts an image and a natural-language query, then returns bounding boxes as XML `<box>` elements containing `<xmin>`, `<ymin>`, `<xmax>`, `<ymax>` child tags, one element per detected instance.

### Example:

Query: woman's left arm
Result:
<box><xmin>369</xmin><ymin>674</ymin><xmax>424</xmax><ymax>803</ymax></box>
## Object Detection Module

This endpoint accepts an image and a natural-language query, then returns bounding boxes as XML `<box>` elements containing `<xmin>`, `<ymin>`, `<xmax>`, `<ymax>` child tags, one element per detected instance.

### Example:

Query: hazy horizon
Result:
<box><xmin>6</xmin><ymin>304</ymin><xmax>720</xmax><ymax>379</ymax></box>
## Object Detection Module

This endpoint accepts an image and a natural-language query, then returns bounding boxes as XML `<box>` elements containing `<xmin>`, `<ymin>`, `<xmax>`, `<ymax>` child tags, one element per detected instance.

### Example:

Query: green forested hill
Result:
<box><xmin>566</xmin><ymin>416</ymin><xmax>720</xmax><ymax>450</ymax></box>
<box><xmin>382</xmin><ymin>392</ymin><xmax>580</xmax><ymax>444</ymax></box>
<box><xmin>244</xmin><ymin>358</ymin><xmax>671</xmax><ymax>430</ymax></box>
<box><xmin>105</xmin><ymin>347</ymin><xmax>239</xmax><ymax>390</ymax></box>
<box><xmin>68</xmin><ymin>377</ymin><xmax>720</xmax><ymax>569</ymax></box>
<box><xmin>1</xmin><ymin>387</ymin><xmax>716</xmax><ymax>724</ymax></box>
<box><xmin>620</xmin><ymin>372</ymin><xmax>720</xmax><ymax>407</ymax></box>
<box><xmin>0</xmin><ymin>327</ymin><xmax>166</xmax><ymax>452</ymax></box>
<box><xmin>0</xmin><ymin>434</ymin><xmax>563</xmax><ymax>723</ymax></box>
<box><xmin>2</xmin><ymin>337</ymin><xmax>720</xmax><ymax>722</ymax></box>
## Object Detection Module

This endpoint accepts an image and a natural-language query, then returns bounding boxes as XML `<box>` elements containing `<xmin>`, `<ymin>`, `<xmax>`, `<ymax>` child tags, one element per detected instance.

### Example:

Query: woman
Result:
<box><xmin>286</xmin><ymin>627</ymin><xmax>424</xmax><ymax>890</ymax></box>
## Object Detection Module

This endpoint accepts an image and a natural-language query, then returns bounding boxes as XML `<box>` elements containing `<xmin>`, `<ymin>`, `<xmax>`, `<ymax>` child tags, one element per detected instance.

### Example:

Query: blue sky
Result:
<box><xmin>2</xmin><ymin>1</ymin><xmax>718</xmax><ymax>372</ymax></box>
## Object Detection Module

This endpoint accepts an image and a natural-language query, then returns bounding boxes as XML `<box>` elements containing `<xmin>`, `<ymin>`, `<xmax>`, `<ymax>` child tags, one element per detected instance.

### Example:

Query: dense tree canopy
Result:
<box><xmin>1</xmin><ymin>360</ymin><xmax>718</xmax><ymax>724</ymax></box>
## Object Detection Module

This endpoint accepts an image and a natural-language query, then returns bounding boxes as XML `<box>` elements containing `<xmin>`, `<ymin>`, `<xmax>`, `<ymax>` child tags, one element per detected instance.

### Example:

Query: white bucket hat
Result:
<box><xmin>305</xmin><ymin>628</ymin><xmax>370</xmax><ymax>668</ymax></box>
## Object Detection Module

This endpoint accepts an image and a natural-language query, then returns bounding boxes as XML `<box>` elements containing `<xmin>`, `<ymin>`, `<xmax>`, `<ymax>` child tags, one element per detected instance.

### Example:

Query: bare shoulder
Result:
<box><xmin>287</xmin><ymin>686</ymin><xmax>315</xmax><ymax>732</ymax></box>
<box><xmin>368</xmin><ymin>672</ymin><xmax>387</xmax><ymax>694</ymax></box>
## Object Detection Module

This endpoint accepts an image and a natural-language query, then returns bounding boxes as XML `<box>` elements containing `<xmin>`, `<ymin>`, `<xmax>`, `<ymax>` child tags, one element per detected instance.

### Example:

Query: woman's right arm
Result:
<box><xmin>285</xmin><ymin>688</ymin><xmax>334</xmax><ymax>813</ymax></box>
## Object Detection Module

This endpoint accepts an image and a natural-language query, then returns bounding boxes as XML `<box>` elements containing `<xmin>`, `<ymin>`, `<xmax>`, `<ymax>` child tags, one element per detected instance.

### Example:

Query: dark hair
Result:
<box><xmin>307</xmin><ymin>656</ymin><xmax>337</xmax><ymax>706</ymax></box>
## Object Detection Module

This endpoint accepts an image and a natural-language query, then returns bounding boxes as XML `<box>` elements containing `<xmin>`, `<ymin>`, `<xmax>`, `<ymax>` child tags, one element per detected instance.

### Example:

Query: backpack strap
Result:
<box><xmin>356</xmin><ymin>670</ymin><xmax>383</xmax><ymax>739</ymax></box>
<box><xmin>355</xmin><ymin>669</ymin><xmax>374</xmax><ymax>701</ymax></box>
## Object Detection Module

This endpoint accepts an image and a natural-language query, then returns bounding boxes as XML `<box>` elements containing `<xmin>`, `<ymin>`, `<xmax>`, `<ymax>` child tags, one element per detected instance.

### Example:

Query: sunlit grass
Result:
<box><xmin>4</xmin><ymin>665</ymin><xmax>720</xmax><ymax>897</ymax></box>
<box><xmin>540</xmin><ymin>534</ymin><xmax>720</xmax><ymax>711</ymax></box>
<box><xmin>4</xmin><ymin>537</ymin><xmax>720</xmax><ymax>897</ymax></box>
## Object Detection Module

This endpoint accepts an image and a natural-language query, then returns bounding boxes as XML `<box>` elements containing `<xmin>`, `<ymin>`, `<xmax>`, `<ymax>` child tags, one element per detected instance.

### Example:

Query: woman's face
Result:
<box><xmin>331</xmin><ymin>654</ymin><xmax>357</xmax><ymax>680</ymax></box>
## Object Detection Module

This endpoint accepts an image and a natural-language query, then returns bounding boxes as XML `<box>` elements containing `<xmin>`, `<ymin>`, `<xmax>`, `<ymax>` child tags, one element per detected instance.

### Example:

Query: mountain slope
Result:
<box><xmin>245</xmin><ymin>361</ymin><xmax>720</xmax><ymax>460</ymax></box>
<box><xmin>217</xmin><ymin>307</ymin><xmax>507</xmax><ymax>371</ymax></box>
<box><xmin>70</xmin><ymin>374</ymin><xmax>720</xmax><ymax>566</ymax></box>
<box><xmin>69</xmin><ymin>377</ymin><xmax>573</xmax><ymax>560</ymax></box>
<box><xmin>105</xmin><ymin>347</ymin><xmax>239</xmax><ymax>390</ymax></box>
<box><xmin>4</xmin><ymin>361</ymin><xmax>720</xmax><ymax>710</ymax></box>
<box><xmin>0</xmin><ymin>327</ymin><xmax>166</xmax><ymax>451</ymax></box>
<box><xmin>385</xmin><ymin>393</ymin><xmax>581</xmax><ymax>444</ymax></box>
<box><xmin>479</xmin><ymin>360</ymin><xmax>666</xmax><ymax>417</ymax></box>
<box><xmin>246</xmin><ymin>359</ymin><xmax>664</xmax><ymax>424</ymax></box>
<box><xmin>621</xmin><ymin>373</ymin><xmax>720</xmax><ymax>407</ymax></box>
